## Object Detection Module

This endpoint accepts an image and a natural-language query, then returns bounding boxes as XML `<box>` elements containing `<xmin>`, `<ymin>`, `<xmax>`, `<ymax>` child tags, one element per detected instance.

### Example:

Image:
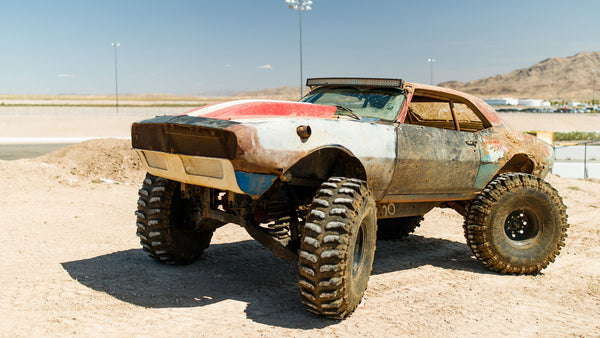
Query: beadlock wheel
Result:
<box><xmin>504</xmin><ymin>208</ymin><xmax>540</xmax><ymax>245</ymax></box>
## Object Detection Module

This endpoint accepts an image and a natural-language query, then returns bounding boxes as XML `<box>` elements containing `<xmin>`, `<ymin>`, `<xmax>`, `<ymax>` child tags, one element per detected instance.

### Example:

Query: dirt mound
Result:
<box><xmin>37</xmin><ymin>138</ymin><xmax>145</xmax><ymax>184</ymax></box>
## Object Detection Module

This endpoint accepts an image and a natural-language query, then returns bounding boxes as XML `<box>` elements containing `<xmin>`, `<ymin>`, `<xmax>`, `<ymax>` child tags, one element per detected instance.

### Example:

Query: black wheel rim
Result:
<box><xmin>352</xmin><ymin>221</ymin><xmax>365</xmax><ymax>277</ymax></box>
<box><xmin>504</xmin><ymin>208</ymin><xmax>540</xmax><ymax>245</ymax></box>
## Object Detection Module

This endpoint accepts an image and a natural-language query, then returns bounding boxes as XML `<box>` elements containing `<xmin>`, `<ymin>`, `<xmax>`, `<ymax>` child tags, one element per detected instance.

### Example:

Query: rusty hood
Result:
<box><xmin>183</xmin><ymin>99</ymin><xmax>338</xmax><ymax>121</ymax></box>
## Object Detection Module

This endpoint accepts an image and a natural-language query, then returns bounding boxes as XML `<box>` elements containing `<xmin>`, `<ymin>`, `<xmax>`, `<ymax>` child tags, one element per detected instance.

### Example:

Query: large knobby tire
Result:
<box><xmin>298</xmin><ymin>177</ymin><xmax>377</xmax><ymax>319</ymax></box>
<box><xmin>465</xmin><ymin>173</ymin><xmax>568</xmax><ymax>275</ymax></box>
<box><xmin>135</xmin><ymin>173</ymin><xmax>223</xmax><ymax>265</ymax></box>
<box><xmin>377</xmin><ymin>216</ymin><xmax>423</xmax><ymax>240</ymax></box>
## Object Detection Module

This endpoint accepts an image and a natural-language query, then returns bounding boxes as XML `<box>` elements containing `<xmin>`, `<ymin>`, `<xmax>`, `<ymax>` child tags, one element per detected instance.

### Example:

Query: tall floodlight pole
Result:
<box><xmin>427</xmin><ymin>58</ymin><xmax>436</xmax><ymax>85</ymax></box>
<box><xmin>592</xmin><ymin>69</ymin><xmax>597</xmax><ymax>107</ymax></box>
<box><xmin>285</xmin><ymin>0</ymin><xmax>312</xmax><ymax>98</ymax></box>
<box><xmin>111</xmin><ymin>42</ymin><xmax>120</xmax><ymax>113</ymax></box>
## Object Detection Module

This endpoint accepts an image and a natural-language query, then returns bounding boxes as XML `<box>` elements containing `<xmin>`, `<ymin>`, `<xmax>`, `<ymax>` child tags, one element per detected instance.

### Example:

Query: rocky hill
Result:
<box><xmin>439</xmin><ymin>51</ymin><xmax>600</xmax><ymax>100</ymax></box>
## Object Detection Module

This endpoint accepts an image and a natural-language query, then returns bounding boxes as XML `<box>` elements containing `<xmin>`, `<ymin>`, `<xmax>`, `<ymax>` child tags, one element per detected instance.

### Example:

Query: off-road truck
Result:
<box><xmin>131</xmin><ymin>78</ymin><xmax>568</xmax><ymax>318</ymax></box>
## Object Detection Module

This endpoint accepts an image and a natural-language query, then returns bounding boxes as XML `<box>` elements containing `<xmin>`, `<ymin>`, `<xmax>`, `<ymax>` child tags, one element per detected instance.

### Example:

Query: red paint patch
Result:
<box><xmin>186</xmin><ymin>100</ymin><xmax>337</xmax><ymax>120</ymax></box>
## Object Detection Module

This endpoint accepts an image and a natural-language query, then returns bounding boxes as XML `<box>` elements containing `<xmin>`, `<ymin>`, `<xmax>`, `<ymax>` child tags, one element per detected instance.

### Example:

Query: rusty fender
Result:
<box><xmin>132</xmin><ymin>116</ymin><xmax>398</xmax><ymax>198</ymax></box>
<box><xmin>225</xmin><ymin>118</ymin><xmax>397</xmax><ymax>197</ymax></box>
<box><xmin>475</xmin><ymin>127</ymin><xmax>553</xmax><ymax>187</ymax></box>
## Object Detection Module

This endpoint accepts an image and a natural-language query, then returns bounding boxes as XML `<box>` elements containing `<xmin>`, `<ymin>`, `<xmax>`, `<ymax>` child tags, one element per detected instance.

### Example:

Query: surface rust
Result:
<box><xmin>226</xmin><ymin>123</ymin><xmax>306</xmax><ymax>175</ymax></box>
<box><xmin>479</xmin><ymin>127</ymin><xmax>553</xmax><ymax>176</ymax></box>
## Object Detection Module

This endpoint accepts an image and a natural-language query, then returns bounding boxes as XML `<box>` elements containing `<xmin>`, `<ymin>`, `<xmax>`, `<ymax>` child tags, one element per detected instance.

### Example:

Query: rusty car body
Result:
<box><xmin>131</xmin><ymin>78</ymin><xmax>567</xmax><ymax>318</ymax></box>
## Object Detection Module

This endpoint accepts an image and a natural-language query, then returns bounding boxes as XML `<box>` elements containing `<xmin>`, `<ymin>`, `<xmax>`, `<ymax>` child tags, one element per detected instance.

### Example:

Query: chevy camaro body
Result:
<box><xmin>132</xmin><ymin>78</ymin><xmax>553</xmax><ymax>220</ymax></box>
<box><xmin>131</xmin><ymin>79</ymin><xmax>567</xmax><ymax>319</ymax></box>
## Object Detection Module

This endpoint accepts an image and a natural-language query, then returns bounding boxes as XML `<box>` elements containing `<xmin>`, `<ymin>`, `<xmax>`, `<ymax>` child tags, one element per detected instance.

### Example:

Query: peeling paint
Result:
<box><xmin>234</xmin><ymin>171</ymin><xmax>277</xmax><ymax>196</ymax></box>
<box><xmin>481</xmin><ymin>140</ymin><xmax>507</xmax><ymax>163</ymax></box>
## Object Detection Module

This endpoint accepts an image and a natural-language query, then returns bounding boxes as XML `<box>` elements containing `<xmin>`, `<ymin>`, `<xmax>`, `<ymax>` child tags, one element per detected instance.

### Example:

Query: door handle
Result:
<box><xmin>465</xmin><ymin>140</ymin><xmax>477</xmax><ymax>146</ymax></box>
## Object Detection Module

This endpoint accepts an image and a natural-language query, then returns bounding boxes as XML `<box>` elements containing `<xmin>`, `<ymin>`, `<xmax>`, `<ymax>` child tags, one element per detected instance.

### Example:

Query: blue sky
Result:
<box><xmin>0</xmin><ymin>0</ymin><xmax>598</xmax><ymax>95</ymax></box>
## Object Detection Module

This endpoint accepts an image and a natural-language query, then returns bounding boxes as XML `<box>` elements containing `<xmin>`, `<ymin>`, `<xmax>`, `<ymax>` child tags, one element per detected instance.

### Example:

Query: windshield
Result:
<box><xmin>300</xmin><ymin>86</ymin><xmax>406</xmax><ymax>121</ymax></box>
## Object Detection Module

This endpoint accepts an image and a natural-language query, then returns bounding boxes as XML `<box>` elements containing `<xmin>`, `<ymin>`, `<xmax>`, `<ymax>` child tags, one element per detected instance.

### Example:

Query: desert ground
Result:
<box><xmin>1</xmin><ymin>108</ymin><xmax>599</xmax><ymax>336</ymax></box>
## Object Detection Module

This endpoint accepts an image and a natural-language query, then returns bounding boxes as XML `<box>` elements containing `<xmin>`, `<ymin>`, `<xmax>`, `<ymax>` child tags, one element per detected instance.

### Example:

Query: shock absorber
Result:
<box><xmin>265</xmin><ymin>200</ymin><xmax>293</xmax><ymax>240</ymax></box>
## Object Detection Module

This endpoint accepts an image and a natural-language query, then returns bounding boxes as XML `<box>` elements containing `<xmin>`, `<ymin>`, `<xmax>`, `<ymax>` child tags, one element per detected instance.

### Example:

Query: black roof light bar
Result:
<box><xmin>306</xmin><ymin>77</ymin><xmax>404</xmax><ymax>88</ymax></box>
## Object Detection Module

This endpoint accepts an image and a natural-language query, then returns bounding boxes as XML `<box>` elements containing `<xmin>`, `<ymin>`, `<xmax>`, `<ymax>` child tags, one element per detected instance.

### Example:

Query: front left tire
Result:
<box><xmin>135</xmin><ymin>173</ymin><xmax>224</xmax><ymax>265</ymax></box>
<box><xmin>297</xmin><ymin>177</ymin><xmax>377</xmax><ymax>318</ymax></box>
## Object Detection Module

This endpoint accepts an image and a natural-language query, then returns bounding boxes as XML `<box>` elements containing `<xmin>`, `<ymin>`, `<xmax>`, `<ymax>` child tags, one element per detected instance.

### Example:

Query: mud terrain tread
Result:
<box><xmin>298</xmin><ymin>177</ymin><xmax>376</xmax><ymax>318</ymax></box>
<box><xmin>136</xmin><ymin>173</ymin><xmax>216</xmax><ymax>265</ymax></box>
<box><xmin>465</xmin><ymin>173</ymin><xmax>568</xmax><ymax>275</ymax></box>
<box><xmin>377</xmin><ymin>216</ymin><xmax>423</xmax><ymax>240</ymax></box>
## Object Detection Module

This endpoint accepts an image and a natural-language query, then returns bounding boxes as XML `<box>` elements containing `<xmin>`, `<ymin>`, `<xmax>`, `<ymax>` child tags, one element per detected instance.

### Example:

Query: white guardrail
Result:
<box><xmin>552</xmin><ymin>140</ymin><xmax>600</xmax><ymax>180</ymax></box>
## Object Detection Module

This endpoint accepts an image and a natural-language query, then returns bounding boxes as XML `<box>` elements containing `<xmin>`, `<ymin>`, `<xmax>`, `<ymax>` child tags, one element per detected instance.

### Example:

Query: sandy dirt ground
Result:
<box><xmin>1</xmin><ymin>111</ymin><xmax>599</xmax><ymax>336</ymax></box>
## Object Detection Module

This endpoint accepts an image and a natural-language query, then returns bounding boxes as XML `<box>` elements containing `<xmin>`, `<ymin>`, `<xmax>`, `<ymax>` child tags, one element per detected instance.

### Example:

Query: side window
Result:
<box><xmin>405</xmin><ymin>95</ymin><xmax>485</xmax><ymax>132</ymax></box>
<box><xmin>405</xmin><ymin>100</ymin><xmax>455</xmax><ymax>130</ymax></box>
<box><xmin>453</xmin><ymin>102</ymin><xmax>485</xmax><ymax>132</ymax></box>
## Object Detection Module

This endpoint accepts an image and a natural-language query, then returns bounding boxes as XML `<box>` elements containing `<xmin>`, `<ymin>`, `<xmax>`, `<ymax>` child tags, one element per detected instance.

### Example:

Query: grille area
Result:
<box><xmin>132</xmin><ymin>121</ymin><xmax>238</xmax><ymax>160</ymax></box>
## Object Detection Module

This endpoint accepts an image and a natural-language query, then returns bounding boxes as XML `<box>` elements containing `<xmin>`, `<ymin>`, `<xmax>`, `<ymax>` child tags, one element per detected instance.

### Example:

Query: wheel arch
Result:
<box><xmin>497</xmin><ymin>153</ymin><xmax>534</xmax><ymax>175</ymax></box>
<box><xmin>284</xmin><ymin>146</ymin><xmax>367</xmax><ymax>184</ymax></box>
<box><xmin>475</xmin><ymin>153</ymin><xmax>536</xmax><ymax>189</ymax></box>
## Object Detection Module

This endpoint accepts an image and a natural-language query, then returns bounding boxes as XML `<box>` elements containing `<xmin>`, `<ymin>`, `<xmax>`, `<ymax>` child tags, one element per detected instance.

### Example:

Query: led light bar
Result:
<box><xmin>306</xmin><ymin>77</ymin><xmax>404</xmax><ymax>88</ymax></box>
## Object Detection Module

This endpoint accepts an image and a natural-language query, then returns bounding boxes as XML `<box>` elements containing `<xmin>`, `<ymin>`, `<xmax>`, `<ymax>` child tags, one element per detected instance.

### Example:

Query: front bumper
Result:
<box><xmin>136</xmin><ymin>149</ymin><xmax>276</xmax><ymax>197</ymax></box>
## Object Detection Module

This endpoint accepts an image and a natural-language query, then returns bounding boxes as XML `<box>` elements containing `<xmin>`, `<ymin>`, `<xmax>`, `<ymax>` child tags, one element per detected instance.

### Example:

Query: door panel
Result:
<box><xmin>387</xmin><ymin>124</ymin><xmax>480</xmax><ymax>195</ymax></box>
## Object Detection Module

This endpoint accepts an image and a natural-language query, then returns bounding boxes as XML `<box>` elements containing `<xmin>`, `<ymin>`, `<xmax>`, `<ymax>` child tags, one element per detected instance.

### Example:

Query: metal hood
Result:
<box><xmin>184</xmin><ymin>99</ymin><xmax>337</xmax><ymax>121</ymax></box>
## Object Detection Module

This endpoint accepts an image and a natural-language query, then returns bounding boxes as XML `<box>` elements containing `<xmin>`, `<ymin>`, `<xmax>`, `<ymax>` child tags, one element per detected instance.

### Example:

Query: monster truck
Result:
<box><xmin>131</xmin><ymin>78</ymin><xmax>568</xmax><ymax>318</ymax></box>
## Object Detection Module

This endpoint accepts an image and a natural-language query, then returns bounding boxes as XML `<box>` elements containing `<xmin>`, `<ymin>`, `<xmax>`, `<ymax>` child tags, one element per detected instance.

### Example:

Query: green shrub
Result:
<box><xmin>553</xmin><ymin>132</ymin><xmax>600</xmax><ymax>141</ymax></box>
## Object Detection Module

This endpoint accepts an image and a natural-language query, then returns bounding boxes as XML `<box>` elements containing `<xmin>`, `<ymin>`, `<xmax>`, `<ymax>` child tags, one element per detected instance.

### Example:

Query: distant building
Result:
<box><xmin>485</xmin><ymin>97</ymin><xmax>519</xmax><ymax>106</ymax></box>
<box><xmin>518</xmin><ymin>99</ymin><xmax>551</xmax><ymax>107</ymax></box>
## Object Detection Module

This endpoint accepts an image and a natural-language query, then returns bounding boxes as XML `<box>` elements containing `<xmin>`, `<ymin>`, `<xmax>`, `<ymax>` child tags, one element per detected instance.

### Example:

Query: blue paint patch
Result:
<box><xmin>474</xmin><ymin>163</ymin><xmax>501</xmax><ymax>189</ymax></box>
<box><xmin>235</xmin><ymin>171</ymin><xmax>277</xmax><ymax>196</ymax></box>
<box><xmin>359</xmin><ymin>117</ymin><xmax>379</xmax><ymax>123</ymax></box>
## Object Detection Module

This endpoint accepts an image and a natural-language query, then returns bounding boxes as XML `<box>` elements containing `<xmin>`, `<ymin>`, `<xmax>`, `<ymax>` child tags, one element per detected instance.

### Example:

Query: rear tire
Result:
<box><xmin>298</xmin><ymin>177</ymin><xmax>377</xmax><ymax>318</ymax></box>
<box><xmin>377</xmin><ymin>216</ymin><xmax>423</xmax><ymax>240</ymax></box>
<box><xmin>465</xmin><ymin>173</ymin><xmax>568</xmax><ymax>274</ymax></box>
<box><xmin>135</xmin><ymin>173</ymin><xmax>223</xmax><ymax>265</ymax></box>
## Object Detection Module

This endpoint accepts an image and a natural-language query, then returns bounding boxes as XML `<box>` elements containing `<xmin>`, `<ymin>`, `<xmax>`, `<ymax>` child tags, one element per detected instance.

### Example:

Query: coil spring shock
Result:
<box><xmin>264</xmin><ymin>201</ymin><xmax>293</xmax><ymax>240</ymax></box>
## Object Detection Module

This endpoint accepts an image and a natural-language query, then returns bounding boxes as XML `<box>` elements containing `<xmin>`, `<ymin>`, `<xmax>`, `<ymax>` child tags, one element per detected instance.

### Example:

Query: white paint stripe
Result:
<box><xmin>0</xmin><ymin>137</ymin><xmax>130</xmax><ymax>144</ymax></box>
<box><xmin>186</xmin><ymin>99</ymin><xmax>308</xmax><ymax>117</ymax></box>
<box><xmin>187</xmin><ymin>100</ymin><xmax>261</xmax><ymax>116</ymax></box>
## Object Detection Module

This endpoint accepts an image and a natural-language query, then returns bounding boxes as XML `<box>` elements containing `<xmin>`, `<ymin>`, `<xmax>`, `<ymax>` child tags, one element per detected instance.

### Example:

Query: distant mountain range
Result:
<box><xmin>232</xmin><ymin>52</ymin><xmax>600</xmax><ymax>101</ymax></box>
<box><xmin>439</xmin><ymin>51</ymin><xmax>600</xmax><ymax>100</ymax></box>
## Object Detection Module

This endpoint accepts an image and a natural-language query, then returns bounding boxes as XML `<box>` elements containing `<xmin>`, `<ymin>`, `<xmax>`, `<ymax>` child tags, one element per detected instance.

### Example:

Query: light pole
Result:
<box><xmin>111</xmin><ymin>42</ymin><xmax>120</xmax><ymax>113</ymax></box>
<box><xmin>592</xmin><ymin>69</ymin><xmax>597</xmax><ymax>108</ymax></box>
<box><xmin>285</xmin><ymin>0</ymin><xmax>312</xmax><ymax>98</ymax></box>
<box><xmin>427</xmin><ymin>58</ymin><xmax>436</xmax><ymax>85</ymax></box>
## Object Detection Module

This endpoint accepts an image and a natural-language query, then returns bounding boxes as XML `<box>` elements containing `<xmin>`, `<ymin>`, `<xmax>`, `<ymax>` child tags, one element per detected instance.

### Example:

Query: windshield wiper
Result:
<box><xmin>335</xmin><ymin>105</ymin><xmax>360</xmax><ymax>120</ymax></box>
